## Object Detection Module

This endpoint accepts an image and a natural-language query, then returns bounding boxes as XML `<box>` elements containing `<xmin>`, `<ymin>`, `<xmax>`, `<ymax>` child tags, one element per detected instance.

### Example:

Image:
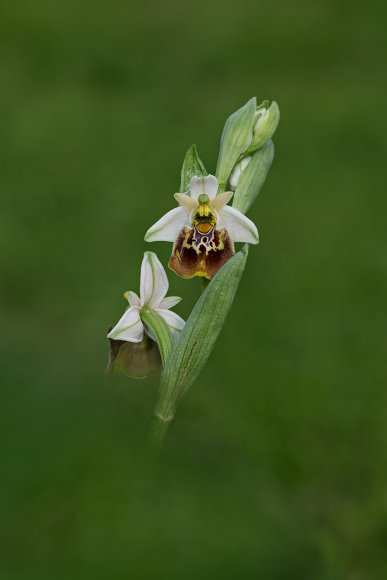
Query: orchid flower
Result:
<box><xmin>107</xmin><ymin>252</ymin><xmax>185</xmax><ymax>343</ymax></box>
<box><xmin>144</xmin><ymin>174</ymin><xmax>259</xmax><ymax>279</ymax></box>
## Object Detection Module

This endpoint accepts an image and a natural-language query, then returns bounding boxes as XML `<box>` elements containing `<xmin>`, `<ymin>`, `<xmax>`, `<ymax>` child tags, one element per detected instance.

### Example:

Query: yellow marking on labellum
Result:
<box><xmin>182</xmin><ymin>228</ymin><xmax>193</xmax><ymax>249</ymax></box>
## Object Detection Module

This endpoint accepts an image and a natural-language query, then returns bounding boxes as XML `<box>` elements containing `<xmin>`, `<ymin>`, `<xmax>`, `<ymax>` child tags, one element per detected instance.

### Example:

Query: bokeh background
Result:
<box><xmin>1</xmin><ymin>0</ymin><xmax>387</xmax><ymax>578</ymax></box>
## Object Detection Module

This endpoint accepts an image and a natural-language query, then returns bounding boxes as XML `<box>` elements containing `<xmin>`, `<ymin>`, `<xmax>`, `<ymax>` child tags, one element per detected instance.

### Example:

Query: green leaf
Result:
<box><xmin>140</xmin><ymin>308</ymin><xmax>174</xmax><ymax>366</ymax></box>
<box><xmin>179</xmin><ymin>144</ymin><xmax>207</xmax><ymax>193</ymax></box>
<box><xmin>215</xmin><ymin>98</ymin><xmax>256</xmax><ymax>192</ymax></box>
<box><xmin>232</xmin><ymin>140</ymin><xmax>274</xmax><ymax>215</ymax></box>
<box><xmin>155</xmin><ymin>246</ymin><xmax>249</xmax><ymax>423</ymax></box>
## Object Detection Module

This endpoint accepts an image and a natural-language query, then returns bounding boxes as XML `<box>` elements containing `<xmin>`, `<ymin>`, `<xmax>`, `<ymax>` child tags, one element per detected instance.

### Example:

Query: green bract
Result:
<box><xmin>180</xmin><ymin>144</ymin><xmax>207</xmax><ymax>193</ymax></box>
<box><xmin>232</xmin><ymin>140</ymin><xmax>275</xmax><ymax>214</ymax></box>
<box><xmin>140</xmin><ymin>308</ymin><xmax>173</xmax><ymax>366</ymax></box>
<box><xmin>154</xmin><ymin>246</ymin><xmax>249</xmax><ymax>429</ymax></box>
<box><xmin>216</xmin><ymin>97</ymin><xmax>256</xmax><ymax>192</ymax></box>
<box><xmin>247</xmin><ymin>100</ymin><xmax>280</xmax><ymax>153</ymax></box>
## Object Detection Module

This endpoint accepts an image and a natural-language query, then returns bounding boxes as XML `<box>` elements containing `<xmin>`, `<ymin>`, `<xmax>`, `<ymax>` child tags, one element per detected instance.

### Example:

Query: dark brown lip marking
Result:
<box><xmin>169</xmin><ymin>227</ymin><xmax>235</xmax><ymax>280</ymax></box>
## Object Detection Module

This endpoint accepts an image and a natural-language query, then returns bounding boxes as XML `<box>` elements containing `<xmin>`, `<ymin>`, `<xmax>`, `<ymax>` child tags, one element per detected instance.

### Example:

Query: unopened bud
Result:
<box><xmin>229</xmin><ymin>156</ymin><xmax>252</xmax><ymax>190</ymax></box>
<box><xmin>215</xmin><ymin>97</ymin><xmax>256</xmax><ymax>192</ymax></box>
<box><xmin>248</xmin><ymin>100</ymin><xmax>280</xmax><ymax>152</ymax></box>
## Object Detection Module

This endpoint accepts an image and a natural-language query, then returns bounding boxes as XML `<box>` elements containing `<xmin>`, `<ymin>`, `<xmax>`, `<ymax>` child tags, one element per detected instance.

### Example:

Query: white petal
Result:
<box><xmin>107</xmin><ymin>306</ymin><xmax>144</xmax><ymax>343</ymax></box>
<box><xmin>218</xmin><ymin>205</ymin><xmax>259</xmax><ymax>244</ymax></box>
<box><xmin>155</xmin><ymin>308</ymin><xmax>185</xmax><ymax>342</ymax></box>
<box><xmin>174</xmin><ymin>193</ymin><xmax>197</xmax><ymax>213</ymax></box>
<box><xmin>140</xmin><ymin>251</ymin><xmax>168</xmax><ymax>308</ymax></box>
<box><xmin>144</xmin><ymin>206</ymin><xmax>189</xmax><ymax>242</ymax></box>
<box><xmin>211</xmin><ymin>191</ymin><xmax>233</xmax><ymax>212</ymax></box>
<box><xmin>159</xmin><ymin>296</ymin><xmax>182</xmax><ymax>310</ymax></box>
<box><xmin>189</xmin><ymin>174</ymin><xmax>219</xmax><ymax>200</ymax></box>
<box><xmin>124</xmin><ymin>290</ymin><xmax>140</xmax><ymax>307</ymax></box>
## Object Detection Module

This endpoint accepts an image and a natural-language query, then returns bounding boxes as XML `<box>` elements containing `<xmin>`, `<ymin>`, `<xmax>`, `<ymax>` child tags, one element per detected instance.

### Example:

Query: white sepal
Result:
<box><xmin>155</xmin><ymin>308</ymin><xmax>185</xmax><ymax>341</ymax></box>
<box><xmin>189</xmin><ymin>174</ymin><xmax>218</xmax><ymax>200</ymax></box>
<box><xmin>145</xmin><ymin>207</ymin><xmax>189</xmax><ymax>242</ymax></box>
<box><xmin>219</xmin><ymin>205</ymin><xmax>259</xmax><ymax>244</ymax></box>
<box><xmin>107</xmin><ymin>305</ymin><xmax>144</xmax><ymax>343</ymax></box>
<box><xmin>140</xmin><ymin>252</ymin><xmax>168</xmax><ymax>308</ymax></box>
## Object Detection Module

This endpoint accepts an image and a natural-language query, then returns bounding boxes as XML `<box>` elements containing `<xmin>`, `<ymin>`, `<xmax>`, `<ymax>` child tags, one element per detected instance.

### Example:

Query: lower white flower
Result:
<box><xmin>107</xmin><ymin>252</ymin><xmax>185</xmax><ymax>343</ymax></box>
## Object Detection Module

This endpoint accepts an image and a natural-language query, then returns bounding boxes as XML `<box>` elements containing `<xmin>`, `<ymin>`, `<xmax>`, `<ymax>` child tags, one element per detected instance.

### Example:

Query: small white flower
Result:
<box><xmin>107</xmin><ymin>252</ymin><xmax>185</xmax><ymax>343</ymax></box>
<box><xmin>144</xmin><ymin>175</ymin><xmax>258</xmax><ymax>279</ymax></box>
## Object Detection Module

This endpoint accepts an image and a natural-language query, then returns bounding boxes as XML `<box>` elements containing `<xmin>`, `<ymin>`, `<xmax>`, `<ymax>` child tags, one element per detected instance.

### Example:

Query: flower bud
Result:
<box><xmin>232</xmin><ymin>140</ymin><xmax>274</xmax><ymax>214</ymax></box>
<box><xmin>229</xmin><ymin>156</ymin><xmax>252</xmax><ymax>190</ymax></box>
<box><xmin>248</xmin><ymin>100</ymin><xmax>280</xmax><ymax>153</ymax></box>
<box><xmin>215</xmin><ymin>97</ymin><xmax>256</xmax><ymax>192</ymax></box>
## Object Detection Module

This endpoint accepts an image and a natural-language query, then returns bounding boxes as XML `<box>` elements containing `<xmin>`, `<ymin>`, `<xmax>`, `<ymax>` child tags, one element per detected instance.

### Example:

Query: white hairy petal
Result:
<box><xmin>211</xmin><ymin>191</ymin><xmax>233</xmax><ymax>212</ymax></box>
<box><xmin>174</xmin><ymin>193</ymin><xmax>197</xmax><ymax>213</ymax></box>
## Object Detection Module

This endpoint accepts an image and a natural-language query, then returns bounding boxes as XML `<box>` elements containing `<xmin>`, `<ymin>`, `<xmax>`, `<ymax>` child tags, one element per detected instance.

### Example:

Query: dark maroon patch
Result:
<box><xmin>168</xmin><ymin>227</ymin><xmax>235</xmax><ymax>279</ymax></box>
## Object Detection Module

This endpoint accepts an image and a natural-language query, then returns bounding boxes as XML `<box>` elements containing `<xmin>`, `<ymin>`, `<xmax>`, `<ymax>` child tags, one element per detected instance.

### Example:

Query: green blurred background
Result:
<box><xmin>1</xmin><ymin>0</ymin><xmax>387</xmax><ymax>578</ymax></box>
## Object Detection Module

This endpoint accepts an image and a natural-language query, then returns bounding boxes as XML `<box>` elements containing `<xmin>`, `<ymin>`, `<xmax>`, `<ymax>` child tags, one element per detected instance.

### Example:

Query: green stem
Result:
<box><xmin>154</xmin><ymin>382</ymin><xmax>179</xmax><ymax>426</ymax></box>
<box><xmin>149</xmin><ymin>413</ymin><xmax>173</xmax><ymax>447</ymax></box>
<box><xmin>151</xmin><ymin>363</ymin><xmax>184</xmax><ymax>446</ymax></box>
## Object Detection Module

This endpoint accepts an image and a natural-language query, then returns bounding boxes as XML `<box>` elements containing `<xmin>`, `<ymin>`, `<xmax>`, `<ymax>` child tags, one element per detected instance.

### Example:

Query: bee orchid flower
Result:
<box><xmin>107</xmin><ymin>251</ymin><xmax>185</xmax><ymax>343</ymax></box>
<box><xmin>144</xmin><ymin>175</ymin><xmax>259</xmax><ymax>279</ymax></box>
